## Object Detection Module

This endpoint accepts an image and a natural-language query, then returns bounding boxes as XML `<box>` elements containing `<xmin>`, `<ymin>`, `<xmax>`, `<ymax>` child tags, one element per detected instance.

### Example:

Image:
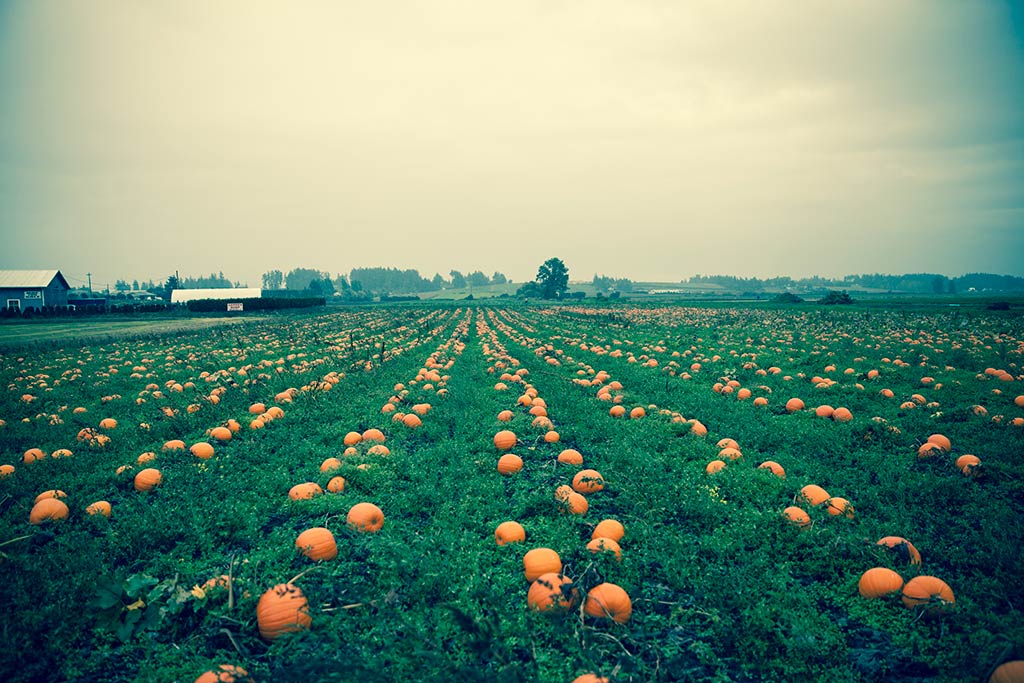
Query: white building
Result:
<box><xmin>170</xmin><ymin>288</ymin><xmax>262</xmax><ymax>304</ymax></box>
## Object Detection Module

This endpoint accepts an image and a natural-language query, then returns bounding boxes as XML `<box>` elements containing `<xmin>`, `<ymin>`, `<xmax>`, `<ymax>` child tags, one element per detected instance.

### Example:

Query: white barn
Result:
<box><xmin>170</xmin><ymin>288</ymin><xmax>262</xmax><ymax>304</ymax></box>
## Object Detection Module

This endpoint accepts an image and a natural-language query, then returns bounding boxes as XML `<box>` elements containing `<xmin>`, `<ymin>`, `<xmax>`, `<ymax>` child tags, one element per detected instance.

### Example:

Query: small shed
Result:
<box><xmin>0</xmin><ymin>270</ymin><xmax>71</xmax><ymax>311</ymax></box>
<box><xmin>170</xmin><ymin>288</ymin><xmax>262</xmax><ymax>304</ymax></box>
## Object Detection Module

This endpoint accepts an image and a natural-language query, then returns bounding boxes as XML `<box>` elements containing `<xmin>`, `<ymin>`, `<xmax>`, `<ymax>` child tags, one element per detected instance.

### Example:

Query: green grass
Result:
<box><xmin>0</xmin><ymin>303</ymin><xmax>1022</xmax><ymax>682</ymax></box>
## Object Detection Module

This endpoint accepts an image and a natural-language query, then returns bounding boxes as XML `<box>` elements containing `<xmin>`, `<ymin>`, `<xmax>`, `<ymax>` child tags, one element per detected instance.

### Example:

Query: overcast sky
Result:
<box><xmin>1</xmin><ymin>1</ymin><xmax>1022</xmax><ymax>290</ymax></box>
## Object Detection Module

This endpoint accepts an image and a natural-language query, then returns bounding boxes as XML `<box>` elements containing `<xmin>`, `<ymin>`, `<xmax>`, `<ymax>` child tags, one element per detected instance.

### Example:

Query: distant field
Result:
<box><xmin>0</xmin><ymin>316</ymin><xmax>259</xmax><ymax>346</ymax></box>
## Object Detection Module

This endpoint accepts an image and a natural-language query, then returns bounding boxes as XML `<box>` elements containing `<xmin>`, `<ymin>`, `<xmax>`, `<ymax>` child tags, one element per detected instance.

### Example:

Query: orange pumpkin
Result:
<box><xmin>586</xmin><ymin>537</ymin><xmax>622</xmax><ymax>561</ymax></box>
<box><xmin>584</xmin><ymin>583</ymin><xmax>632</xmax><ymax>623</ymax></box>
<box><xmin>527</xmin><ymin>573</ymin><xmax>578</xmax><ymax>613</ymax></box>
<box><xmin>877</xmin><ymin>536</ymin><xmax>922</xmax><ymax>565</ymax></box>
<box><xmin>209</xmin><ymin>426</ymin><xmax>232</xmax><ymax>442</ymax></box>
<box><xmin>572</xmin><ymin>469</ymin><xmax>605</xmax><ymax>494</ymax></box>
<box><xmin>826</xmin><ymin>497</ymin><xmax>855</xmax><ymax>518</ymax></box>
<box><xmin>857</xmin><ymin>567</ymin><xmax>904</xmax><ymax>598</ymax></box>
<box><xmin>162</xmin><ymin>440</ymin><xmax>186</xmax><ymax>452</ymax></box>
<box><xmin>571</xmin><ymin>675</ymin><xmax>609</xmax><ymax>683</ymax></box>
<box><xmin>194</xmin><ymin>664</ymin><xmax>253</xmax><ymax>683</ymax></box>
<box><xmin>497</xmin><ymin>410</ymin><xmax>514</xmax><ymax>422</ymax></box>
<box><xmin>901</xmin><ymin>575</ymin><xmax>955</xmax><ymax>616</ymax></box>
<box><xmin>559</xmin><ymin>491</ymin><xmax>589</xmax><ymax>515</ymax></box>
<box><xmin>295</xmin><ymin>527</ymin><xmax>338</xmax><ymax>561</ymax></box>
<box><xmin>190</xmin><ymin>442</ymin><xmax>215</xmax><ymax>460</ymax></box>
<box><xmin>86</xmin><ymin>500</ymin><xmax>112</xmax><ymax>517</ymax></box>
<box><xmin>495</xmin><ymin>521</ymin><xmax>526</xmax><ymax>545</ymax></box>
<box><xmin>34</xmin><ymin>489</ymin><xmax>67</xmax><ymax>504</ymax></box>
<box><xmin>29</xmin><ymin>497</ymin><xmax>69</xmax><ymax>524</ymax></box>
<box><xmin>343</xmin><ymin>431</ymin><xmax>363</xmax><ymax>446</ymax></box>
<box><xmin>361</xmin><ymin>428</ymin><xmax>385</xmax><ymax>443</ymax></box>
<box><xmin>493</xmin><ymin>430</ymin><xmax>517</xmax><ymax>450</ymax></box>
<box><xmin>523</xmin><ymin>548</ymin><xmax>562</xmax><ymax>581</ymax></box>
<box><xmin>497</xmin><ymin>453</ymin><xmax>524</xmax><ymax>475</ymax></box>
<box><xmin>256</xmin><ymin>583</ymin><xmax>311</xmax><ymax>640</ymax></box>
<box><xmin>705</xmin><ymin>460</ymin><xmax>726</xmax><ymax>474</ymax></box>
<box><xmin>782</xmin><ymin>506</ymin><xmax>811</xmax><ymax>528</ymax></box>
<box><xmin>320</xmin><ymin>457</ymin><xmax>343</xmax><ymax>473</ymax></box>
<box><xmin>327</xmin><ymin>476</ymin><xmax>346</xmax><ymax>493</ymax></box>
<box><xmin>797</xmin><ymin>484</ymin><xmax>830</xmax><ymax>507</ymax></box>
<box><xmin>557</xmin><ymin>449</ymin><xmax>584</xmax><ymax>465</ymax></box>
<box><xmin>926</xmin><ymin>433</ymin><xmax>952</xmax><ymax>452</ymax></box>
<box><xmin>347</xmin><ymin>502</ymin><xmax>384</xmax><ymax>532</ymax></box>
<box><xmin>591</xmin><ymin>519</ymin><xmax>625</xmax><ymax>542</ymax></box>
<box><xmin>0</xmin><ymin>464</ymin><xmax>14</xmax><ymax>477</ymax></box>
<box><xmin>785</xmin><ymin>398</ymin><xmax>805</xmax><ymax>413</ymax></box>
<box><xmin>134</xmin><ymin>468</ymin><xmax>163</xmax><ymax>491</ymax></box>
<box><xmin>955</xmin><ymin>454</ymin><xmax>981</xmax><ymax>476</ymax></box>
<box><xmin>757</xmin><ymin>461</ymin><xmax>786</xmax><ymax>478</ymax></box>
<box><xmin>832</xmin><ymin>407</ymin><xmax>853</xmax><ymax>422</ymax></box>
<box><xmin>288</xmin><ymin>482</ymin><xmax>323</xmax><ymax>500</ymax></box>
<box><xmin>990</xmin><ymin>661</ymin><xmax>1024</xmax><ymax>683</ymax></box>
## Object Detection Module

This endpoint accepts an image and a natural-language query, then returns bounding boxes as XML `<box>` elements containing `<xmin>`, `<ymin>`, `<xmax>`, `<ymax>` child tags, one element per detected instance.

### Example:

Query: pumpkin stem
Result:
<box><xmin>220</xmin><ymin>628</ymin><xmax>246</xmax><ymax>656</ymax></box>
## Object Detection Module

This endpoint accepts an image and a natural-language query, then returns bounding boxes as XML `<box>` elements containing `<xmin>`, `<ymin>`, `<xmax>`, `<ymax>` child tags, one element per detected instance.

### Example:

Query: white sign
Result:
<box><xmin>24</xmin><ymin>291</ymin><xmax>41</xmax><ymax>299</ymax></box>
<box><xmin>226</xmin><ymin>302</ymin><xmax>244</xmax><ymax>311</ymax></box>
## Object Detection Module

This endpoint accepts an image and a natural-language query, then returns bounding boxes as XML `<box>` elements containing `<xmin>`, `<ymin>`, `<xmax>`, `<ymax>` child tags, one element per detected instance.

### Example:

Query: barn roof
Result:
<box><xmin>0</xmin><ymin>270</ymin><xmax>70</xmax><ymax>289</ymax></box>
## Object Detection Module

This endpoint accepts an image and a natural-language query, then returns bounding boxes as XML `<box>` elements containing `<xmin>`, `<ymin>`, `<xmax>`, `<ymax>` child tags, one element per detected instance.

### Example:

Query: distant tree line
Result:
<box><xmin>688</xmin><ymin>273</ymin><xmax>1024</xmax><ymax>294</ymax></box>
<box><xmin>258</xmin><ymin>267</ymin><xmax>510</xmax><ymax>297</ymax></box>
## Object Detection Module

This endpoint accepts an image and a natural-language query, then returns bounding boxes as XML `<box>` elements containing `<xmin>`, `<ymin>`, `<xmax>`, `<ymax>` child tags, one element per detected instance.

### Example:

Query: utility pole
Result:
<box><xmin>87</xmin><ymin>273</ymin><xmax>92</xmax><ymax>292</ymax></box>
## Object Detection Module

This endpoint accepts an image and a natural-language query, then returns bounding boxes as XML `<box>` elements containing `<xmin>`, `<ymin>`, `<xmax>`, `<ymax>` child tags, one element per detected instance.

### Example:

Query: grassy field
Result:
<box><xmin>1</xmin><ymin>302</ymin><xmax>1022</xmax><ymax>682</ymax></box>
<box><xmin>0</xmin><ymin>316</ymin><xmax>260</xmax><ymax>346</ymax></box>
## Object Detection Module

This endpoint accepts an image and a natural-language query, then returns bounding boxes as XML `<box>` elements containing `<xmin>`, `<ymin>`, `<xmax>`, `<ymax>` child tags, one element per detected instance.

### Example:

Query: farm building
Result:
<box><xmin>0</xmin><ymin>270</ymin><xmax>71</xmax><ymax>311</ymax></box>
<box><xmin>170</xmin><ymin>288</ymin><xmax>262</xmax><ymax>304</ymax></box>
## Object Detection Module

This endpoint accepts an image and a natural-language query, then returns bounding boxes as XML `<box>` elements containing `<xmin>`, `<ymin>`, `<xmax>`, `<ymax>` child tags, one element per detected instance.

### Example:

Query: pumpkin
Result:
<box><xmin>194</xmin><ymin>664</ymin><xmax>253</xmax><ymax>683</ymax></box>
<box><xmin>559</xmin><ymin>491</ymin><xmax>589</xmax><ymax>515</ymax></box>
<box><xmin>495</xmin><ymin>521</ymin><xmax>526</xmax><ymax>545</ymax></box>
<box><xmin>249</xmin><ymin>403</ymin><xmax>266</xmax><ymax>415</ymax></box>
<box><xmin>0</xmin><ymin>464</ymin><xmax>14</xmax><ymax>477</ymax></box>
<box><xmin>558</xmin><ymin>449</ymin><xmax>584</xmax><ymax>465</ymax></box>
<box><xmin>705</xmin><ymin>460</ymin><xmax>727</xmax><ymax>474</ymax></box>
<box><xmin>629</xmin><ymin>406</ymin><xmax>646</xmax><ymax>419</ymax></box>
<box><xmin>34</xmin><ymin>489</ymin><xmax>67</xmax><ymax>504</ymax></box>
<box><xmin>134</xmin><ymin>468</ymin><xmax>163</xmax><ymax>491</ymax></box>
<box><xmin>758</xmin><ymin>461</ymin><xmax>786</xmax><ymax>478</ymax></box>
<box><xmin>401</xmin><ymin>413</ymin><xmax>422</xmax><ymax>428</ymax></box>
<box><xmin>523</xmin><ymin>548</ymin><xmax>562</xmax><ymax>581</ymax></box>
<box><xmin>137</xmin><ymin>451</ymin><xmax>157</xmax><ymax>465</ymax></box>
<box><xmin>901</xmin><ymin>575</ymin><xmax>955</xmax><ymax>616</ymax></box>
<box><xmin>493</xmin><ymin>430</ymin><xmax>517</xmax><ymax>450</ymax></box>
<box><xmin>917</xmin><ymin>443</ymin><xmax>943</xmax><ymax>458</ymax></box>
<box><xmin>343</xmin><ymin>431</ymin><xmax>362</xmax><ymax>446</ymax></box>
<box><xmin>832</xmin><ymin>407</ymin><xmax>853</xmax><ymax>422</ymax></box>
<box><xmin>320</xmin><ymin>457</ymin><xmax>343</xmax><ymax>473</ymax></box>
<box><xmin>572</xmin><ymin>469</ymin><xmax>605</xmax><ymax>494</ymax></box>
<box><xmin>586</xmin><ymin>537</ymin><xmax>622</xmax><ymax>561</ymax></box>
<box><xmin>99</xmin><ymin>418</ymin><xmax>117</xmax><ymax>430</ymax></box>
<box><xmin>527</xmin><ymin>573</ymin><xmax>578</xmax><ymax>613</ymax></box>
<box><xmin>877</xmin><ymin>536</ymin><xmax>922</xmax><ymax>565</ymax></box>
<box><xmin>609</xmin><ymin>405</ymin><xmax>626</xmax><ymax>418</ymax></box>
<box><xmin>327</xmin><ymin>476</ymin><xmax>346</xmax><ymax>493</ymax></box>
<box><xmin>990</xmin><ymin>661</ymin><xmax>1024</xmax><ymax>683</ymax></box>
<box><xmin>797</xmin><ymin>484</ymin><xmax>830</xmax><ymax>507</ymax></box>
<box><xmin>782</xmin><ymin>506</ymin><xmax>811</xmax><ymax>528</ymax></box>
<box><xmin>162</xmin><ymin>440</ymin><xmax>186</xmax><ymax>452</ymax></box>
<box><xmin>86</xmin><ymin>500</ymin><xmax>112</xmax><ymax>517</ymax></box>
<box><xmin>826</xmin><ymin>497</ymin><xmax>855</xmax><ymax>518</ymax></box>
<box><xmin>571</xmin><ymin>675</ymin><xmax>609</xmax><ymax>683</ymax></box>
<box><xmin>256</xmin><ymin>583</ymin><xmax>312</xmax><ymax>640</ymax></box>
<box><xmin>29</xmin><ymin>498</ymin><xmax>69</xmax><ymax>524</ymax></box>
<box><xmin>591</xmin><ymin>519</ymin><xmax>625</xmax><ymax>542</ymax></box>
<box><xmin>815</xmin><ymin>405</ymin><xmax>835</xmax><ymax>418</ymax></box>
<box><xmin>190</xmin><ymin>442</ymin><xmax>215</xmax><ymax>460</ymax></box>
<box><xmin>718</xmin><ymin>447</ymin><xmax>742</xmax><ymax>461</ymax></box>
<box><xmin>497</xmin><ymin>410</ymin><xmax>514</xmax><ymax>422</ymax></box>
<box><xmin>955</xmin><ymin>454</ymin><xmax>981</xmax><ymax>476</ymax></box>
<box><xmin>347</xmin><ymin>502</ymin><xmax>384</xmax><ymax>532</ymax></box>
<box><xmin>361</xmin><ymin>428</ymin><xmax>385</xmax><ymax>443</ymax></box>
<box><xmin>295</xmin><ymin>527</ymin><xmax>338</xmax><ymax>561</ymax></box>
<box><xmin>209</xmin><ymin>426</ymin><xmax>232</xmax><ymax>442</ymax></box>
<box><xmin>785</xmin><ymin>398</ymin><xmax>805</xmax><ymax>413</ymax></box>
<box><xmin>584</xmin><ymin>583</ymin><xmax>632</xmax><ymax>623</ymax></box>
<box><xmin>51</xmin><ymin>449</ymin><xmax>73</xmax><ymax>458</ymax></box>
<box><xmin>367</xmin><ymin>444</ymin><xmax>390</xmax><ymax>456</ymax></box>
<box><xmin>543</xmin><ymin>430</ymin><xmax>560</xmax><ymax>443</ymax></box>
<box><xmin>716</xmin><ymin>437</ymin><xmax>740</xmax><ymax>450</ymax></box>
<box><xmin>858</xmin><ymin>567</ymin><xmax>904</xmax><ymax>598</ymax></box>
<box><xmin>288</xmin><ymin>482</ymin><xmax>323</xmax><ymax>500</ymax></box>
<box><xmin>497</xmin><ymin>454</ymin><xmax>524</xmax><ymax>475</ymax></box>
<box><xmin>926</xmin><ymin>433</ymin><xmax>951</xmax><ymax>452</ymax></box>
<box><xmin>23</xmin><ymin>448</ymin><xmax>46</xmax><ymax>463</ymax></box>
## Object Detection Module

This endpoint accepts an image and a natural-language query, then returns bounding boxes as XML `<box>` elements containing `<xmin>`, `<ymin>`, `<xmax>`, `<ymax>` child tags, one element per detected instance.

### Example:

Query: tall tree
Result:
<box><xmin>491</xmin><ymin>272</ymin><xmax>508</xmax><ymax>285</ymax></box>
<box><xmin>467</xmin><ymin>271</ymin><xmax>490</xmax><ymax>287</ymax></box>
<box><xmin>450</xmin><ymin>270</ymin><xmax>467</xmax><ymax>288</ymax></box>
<box><xmin>536</xmin><ymin>257</ymin><xmax>569</xmax><ymax>299</ymax></box>
<box><xmin>262</xmin><ymin>270</ymin><xmax>284</xmax><ymax>290</ymax></box>
<box><xmin>431</xmin><ymin>273</ymin><xmax>446</xmax><ymax>290</ymax></box>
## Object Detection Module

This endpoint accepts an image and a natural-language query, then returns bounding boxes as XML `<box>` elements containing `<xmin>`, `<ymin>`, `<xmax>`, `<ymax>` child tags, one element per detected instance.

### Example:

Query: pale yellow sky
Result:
<box><xmin>1</xmin><ymin>0</ymin><xmax>1022</xmax><ymax>289</ymax></box>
